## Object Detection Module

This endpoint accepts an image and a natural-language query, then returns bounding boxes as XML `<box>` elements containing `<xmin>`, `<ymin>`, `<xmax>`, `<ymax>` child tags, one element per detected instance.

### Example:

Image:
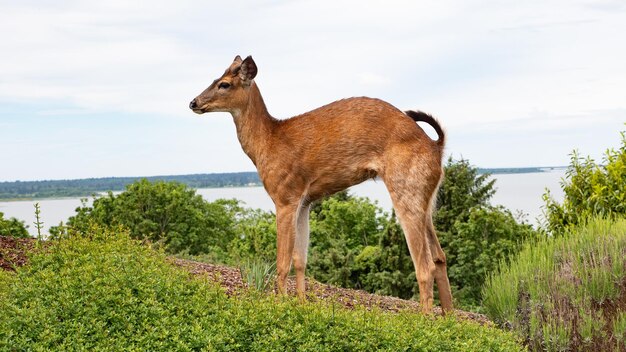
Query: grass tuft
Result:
<box><xmin>238</xmin><ymin>259</ymin><xmax>276</xmax><ymax>292</ymax></box>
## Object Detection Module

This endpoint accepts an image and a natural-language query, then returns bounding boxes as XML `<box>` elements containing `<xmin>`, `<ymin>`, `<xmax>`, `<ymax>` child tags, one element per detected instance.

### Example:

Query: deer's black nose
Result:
<box><xmin>189</xmin><ymin>99</ymin><xmax>198</xmax><ymax>110</ymax></box>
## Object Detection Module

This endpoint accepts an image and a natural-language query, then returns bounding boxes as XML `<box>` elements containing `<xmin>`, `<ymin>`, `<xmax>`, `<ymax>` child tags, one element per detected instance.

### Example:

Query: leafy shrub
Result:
<box><xmin>352</xmin><ymin>212</ymin><xmax>418</xmax><ymax>299</ymax></box>
<box><xmin>0</xmin><ymin>225</ymin><xmax>225</xmax><ymax>350</ymax></box>
<box><xmin>0</xmin><ymin>211</ymin><xmax>29</xmax><ymax>238</ymax></box>
<box><xmin>0</xmin><ymin>227</ymin><xmax>523</xmax><ymax>351</ymax></box>
<box><xmin>227</xmin><ymin>208</ymin><xmax>277</xmax><ymax>264</ymax></box>
<box><xmin>307</xmin><ymin>194</ymin><xmax>389</xmax><ymax>289</ymax></box>
<box><xmin>483</xmin><ymin>217</ymin><xmax>626</xmax><ymax>351</ymax></box>
<box><xmin>435</xmin><ymin>157</ymin><xmax>496</xmax><ymax>232</ymax></box>
<box><xmin>51</xmin><ymin>179</ymin><xmax>238</xmax><ymax>256</ymax></box>
<box><xmin>543</xmin><ymin>130</ymin><xmax>626</xmax><ymax>234</ymax></box>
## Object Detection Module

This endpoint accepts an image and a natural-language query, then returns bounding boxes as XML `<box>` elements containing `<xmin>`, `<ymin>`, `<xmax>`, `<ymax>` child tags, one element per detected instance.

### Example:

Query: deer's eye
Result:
<box><xmin>218</xmin><ymin>82</ymin><xmax>231</xmax><ymax>89</ymax></box>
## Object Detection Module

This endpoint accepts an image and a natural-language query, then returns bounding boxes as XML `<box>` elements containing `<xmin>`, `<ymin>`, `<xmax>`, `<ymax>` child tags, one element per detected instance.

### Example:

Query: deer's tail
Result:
<box><xmin>405</xmin><ymin>110</ymin><xmax>445</xmax><ymax>148</ymax></box>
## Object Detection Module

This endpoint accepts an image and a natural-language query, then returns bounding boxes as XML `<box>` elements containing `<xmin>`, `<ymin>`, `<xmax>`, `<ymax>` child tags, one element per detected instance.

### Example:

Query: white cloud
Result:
<box><xmin>0</xmin><ymin>0</ymin><xmax>625</xmax><ymax>179</ymax></box>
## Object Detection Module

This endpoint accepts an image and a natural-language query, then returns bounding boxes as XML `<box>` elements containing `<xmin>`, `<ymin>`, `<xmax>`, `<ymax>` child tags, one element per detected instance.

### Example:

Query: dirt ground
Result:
<box><xmin>0</xmin><ymin>235</ymin><xmax>37</xmax><ymax>271</ymax></box>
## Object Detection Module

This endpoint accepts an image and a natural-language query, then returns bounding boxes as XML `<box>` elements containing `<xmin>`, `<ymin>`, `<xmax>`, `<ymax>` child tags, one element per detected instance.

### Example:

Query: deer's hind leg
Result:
<box><xmin>383</xmin><ymin>157</ymin><xmax>443</xmax><ymax>314</ymax></box>
<box><xmin>426</xmin><ymin>205</ymin><xmax>453</xmax><ymax>312</ymax></box>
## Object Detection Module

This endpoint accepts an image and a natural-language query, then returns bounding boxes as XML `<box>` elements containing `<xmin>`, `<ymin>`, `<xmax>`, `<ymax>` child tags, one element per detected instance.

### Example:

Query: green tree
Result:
<box><xmin>307</xmin><ymin>194</ymin><xmax>388</xmax><ymax>289</ymax></box>
<box><xmin>353</xmin><ymin>212</ymin><xmax>417</xmax><ymax>299</ymax></box>
<box><xmin>310</xmin><ymin>190</ymin><xmax>350</xmax><ymax>216</ymax></box>
<box><xmin>51</xmin><ymin>179</ymin><xmax>237</xmax><ymax>256</ymax></box>
<box><xmin>447</xmin><ymin>206</ymin><xmax>537</xmax><ymax>306</ymax></box>
<box><xmin>434</xmin><ymin>157</ymin><xmax>495</xmax><ymax>232</ymax></box>
<box><xmin>434</xmin><ymin>158</ymin><xmax>539</xmax><ymax>307</ymax></box>
<box><xmin>227</xmin><ymin>208</ymin><xmax>277</xmax><ymax>264</ymax></box>
<box><xmin>0</xmin><ymin>212</ymin><xmax>30</xmax><ymax>238</ymax></box>
<box><xmin>543</xmin><ymin>131</ymin><xmax>626</xmax><ymax>234</ymax></box>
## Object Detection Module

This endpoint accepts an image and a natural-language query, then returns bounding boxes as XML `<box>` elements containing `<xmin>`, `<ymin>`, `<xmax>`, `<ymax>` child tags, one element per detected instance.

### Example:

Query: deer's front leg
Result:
<box><xmin>275</xmin><ymin>203</ymin><xmax>298</xmax><ymax>294</ymax></box>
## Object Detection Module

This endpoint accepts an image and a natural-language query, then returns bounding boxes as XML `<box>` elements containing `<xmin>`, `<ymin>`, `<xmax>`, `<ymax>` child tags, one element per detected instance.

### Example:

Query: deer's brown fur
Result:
<box><xmin>190</xmin><ymin>55</ymin><xmax>453</xmax><ymax>313</ymax></box>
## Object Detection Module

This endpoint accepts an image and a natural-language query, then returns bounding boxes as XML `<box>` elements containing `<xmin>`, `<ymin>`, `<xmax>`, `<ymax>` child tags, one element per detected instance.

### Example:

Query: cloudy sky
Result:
<box><xmin>1</xmin><ymin>0</ymin><xmax>625</xmax><ymax>182</ymax></box>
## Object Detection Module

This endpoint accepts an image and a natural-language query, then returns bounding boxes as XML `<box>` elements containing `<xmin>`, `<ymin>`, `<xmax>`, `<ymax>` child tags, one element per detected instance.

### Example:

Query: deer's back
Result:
<box><xmin>274</xmin><ymin>97</ymin><xmax>434</xmax><ymax>154</ymax></box>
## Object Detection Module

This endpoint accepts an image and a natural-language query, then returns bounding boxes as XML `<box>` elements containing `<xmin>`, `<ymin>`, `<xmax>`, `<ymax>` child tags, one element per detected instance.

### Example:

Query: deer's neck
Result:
<box><xmin>231</xmin><ymin>82</ymin><xmax>276</xmax><ymax>165</ymax></box>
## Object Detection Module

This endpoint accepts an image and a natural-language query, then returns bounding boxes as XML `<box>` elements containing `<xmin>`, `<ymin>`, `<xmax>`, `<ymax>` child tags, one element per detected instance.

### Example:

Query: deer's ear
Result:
<box><xmin>239</xmin><ymin>56</ymin><xmax>257</xmax><ymax>84</ymax></box>
<box><xmin>227</xmin><ymin>56</ymin><xmax>243</xmax><ymax>76</ymax></box>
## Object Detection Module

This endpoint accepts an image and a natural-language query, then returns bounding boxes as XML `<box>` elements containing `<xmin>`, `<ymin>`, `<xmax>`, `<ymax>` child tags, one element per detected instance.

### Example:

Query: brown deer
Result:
<box><xmin>189</xmin><ymin>55</ymin><xmax>453</xmax><ymax>313</ymax></box>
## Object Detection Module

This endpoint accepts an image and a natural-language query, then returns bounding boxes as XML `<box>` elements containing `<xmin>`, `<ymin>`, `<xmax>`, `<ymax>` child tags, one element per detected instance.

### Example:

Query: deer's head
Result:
<box><xmin>189</xmin><ymin>55</ymin><xmax>258</xmax><ymax>114</ymax></box>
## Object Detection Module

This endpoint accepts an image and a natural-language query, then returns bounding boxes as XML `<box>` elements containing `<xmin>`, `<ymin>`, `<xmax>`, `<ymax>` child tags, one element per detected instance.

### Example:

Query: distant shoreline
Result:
<box><xmin>478</xmin><ymin>166</ymin><xmax>566</xmax><ymax>175</ymax></box>
<box><xmin>0</xmin><ymin>167</ymin><xmax>565</xmax><ymax>201</ymax></box>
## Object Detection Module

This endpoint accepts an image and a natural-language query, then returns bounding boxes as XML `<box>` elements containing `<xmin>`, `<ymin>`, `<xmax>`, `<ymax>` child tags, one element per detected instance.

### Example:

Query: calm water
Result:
<box><xmin>0</xmin><ymin>170</ymin><xmax>565</xmax><ymax>237</ymax></box>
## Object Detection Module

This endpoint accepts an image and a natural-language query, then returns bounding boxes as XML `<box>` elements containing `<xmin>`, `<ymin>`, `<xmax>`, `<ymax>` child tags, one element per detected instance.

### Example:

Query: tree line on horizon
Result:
<box><xmin>0</xmin><ymin>172</ymin><xmax>262</xmax><ymax>200</ymax></box>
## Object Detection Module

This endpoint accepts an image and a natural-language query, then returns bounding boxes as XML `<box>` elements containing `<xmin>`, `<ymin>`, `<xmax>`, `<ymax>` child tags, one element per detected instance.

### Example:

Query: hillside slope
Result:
<box><xmin>1</xmin><ymin>236</ymin><xmax>488</xmax><ymax>323</ymax></box>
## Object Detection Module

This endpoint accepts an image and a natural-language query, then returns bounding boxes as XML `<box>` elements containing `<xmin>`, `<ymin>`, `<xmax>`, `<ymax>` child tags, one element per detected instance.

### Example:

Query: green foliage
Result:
<box><xmin>435</xmin><ymin>157</ymin><xmax>496</xmax><ymax>232</ymax></box>
<box><xmin>0</xmin><ymin>211</ymin><xmax>30</xmax><ymax>238</ymax></box>
<box><xmin>0</xmin><ymin>225</ymin><xmax>224</xmax><ymax>350</ymax></box>
<box><xmin>614</xmin><ymin>312</ymin><xmax>626</xmax><ymax>345</ymax></box>
<box><xmin>0</xmin><ymin>228</ymin><xmax>523</xmax><ymax>351</ymax></box>
<box><xmin>48</xmin><ymin>178</ymin><xmax>281</xmax><ymax>266</ymax></box>
<box><xmin>33</xmin><ymin>202</ymin><xmax>44</xmax><ymax>240</ymax></box>
<box><xmin>51</xmin><ymin>179</ymin><xmax>238</xmax><ymax>256</ymax></box>
<box><xmin>352</xmin><ymin>213</ymin><xmax>418</xmax><ymax>299</ymax></box>
<box><xmin>483</xmin><ymin>217</ymin><xmax>626</xmax><ymax>351</ymax></box>
<box><xmin>448</xmin><ymin>207</ymin><xmax>538</xmax><ymax>307</ymax></box>
<box><xmin>307</xmin><ymin>194</ymin><xmax>388</xmax><ymax>289</ymax></box>
<box><xmin>219</xmin><ymin>192</ymin><xmax>421</xmax><ymax>299</ymax></box>
<box><xmin>227</xmin><ymin>208</ymin><xmax>277</xmax><ymax>264</ymax></box>
<box><xmin>543</xmin><ymin>131</ymin><xmax>626</xmax><ymax>234</ymax></box>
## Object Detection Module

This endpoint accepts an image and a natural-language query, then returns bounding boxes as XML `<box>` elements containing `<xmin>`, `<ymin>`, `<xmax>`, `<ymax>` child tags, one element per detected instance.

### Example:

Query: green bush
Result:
<box><xmin>483</xmin><ymin>218</ymin><xmax>626</xmax><ymax>351</ymax></box>
<box><xmin>352</xmin><ymin>212</ymin><xmax>418</xmax><ymax>299</ymax></box>
<box><xmin>0</xmin><ymin>225</ymin><xmax>224</xmax><ymax>350</ymax></box>
<box><xmin>51</xmin><ymin>179</ymin><xmax>238</xmax><ymax>256</ymax></box>
<box><xmin>227</xmin><ymin>208</ymin><xmax>277</xmax><ymax>264</ymax></box>
<box><xmin>0</xmin><ymin>227</ymin><xmax>523</xmax><ymax>351</ymax></box>
<box><xmin>0</xmin><ymin>211</ymin><xmax>30</xmax><ymax>238</ymax></box>
<box><xmin>543</xmin><ymin>130</ymin><xmax>626</xmax><ymax>234</ymax></box>
<box><xmin>307</xmin><ymin>194</ymin><xmax>389</xmax><ymax>289</ymax></box>
<box><xmin>435</xmin><ymin>158</ymin><xmax>496</xmax><ymax>232</ymax></box>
